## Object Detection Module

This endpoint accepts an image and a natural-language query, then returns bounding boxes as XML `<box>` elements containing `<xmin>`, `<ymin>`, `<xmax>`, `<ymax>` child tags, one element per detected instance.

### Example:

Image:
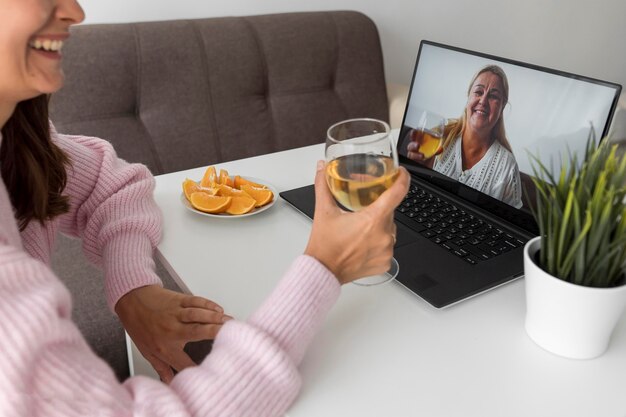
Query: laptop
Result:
<box><xmin>280</xmin><ymin>40</ymin><xmax>622</xmax><ymax>308</ymax></box>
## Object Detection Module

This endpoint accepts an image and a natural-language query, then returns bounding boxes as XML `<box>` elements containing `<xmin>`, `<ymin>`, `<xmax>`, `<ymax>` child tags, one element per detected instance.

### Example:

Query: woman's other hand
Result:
<box><xmin>115</xmin><ymin>285</ymin><xmax>231</xmax><ymax>383</ymax></box>
<box><xmin>304</xmin><ymin>161</ymin><xmax>410</xmax><ymax>285</ymax></box>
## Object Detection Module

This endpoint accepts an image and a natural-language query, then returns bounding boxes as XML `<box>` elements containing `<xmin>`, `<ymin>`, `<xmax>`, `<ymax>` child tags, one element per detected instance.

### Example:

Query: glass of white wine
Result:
<box><xmin>325</xmin><ymin>118</ymin><xmax>399</xmax><ymax>286</ymax></box>
<box><xmin>406</xmin><ymin>108</ymin><xmax>445</xmax><ymax>162</ymax></box>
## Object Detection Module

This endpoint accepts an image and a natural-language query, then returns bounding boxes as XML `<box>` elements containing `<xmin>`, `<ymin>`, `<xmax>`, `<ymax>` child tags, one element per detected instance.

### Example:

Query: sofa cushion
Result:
<box><xmin>50</xmin><ymin>11</ymin><xmax>388</xmax><ymax>175</ymax></box>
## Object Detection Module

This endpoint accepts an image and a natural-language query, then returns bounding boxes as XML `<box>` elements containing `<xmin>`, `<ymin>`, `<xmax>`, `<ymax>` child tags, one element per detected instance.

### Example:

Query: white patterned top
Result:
<box><xmin>433</xmin><ymin>136</ymin><xmax>523</xmax><ymax>208</ymax></box>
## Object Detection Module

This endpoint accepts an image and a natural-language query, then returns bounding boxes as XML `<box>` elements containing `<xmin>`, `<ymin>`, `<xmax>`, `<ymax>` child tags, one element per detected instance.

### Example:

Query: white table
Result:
<box><xmin>137</xmin><ymin>142</ymin><xmax>626</xmax><ymax>417</ymax></box>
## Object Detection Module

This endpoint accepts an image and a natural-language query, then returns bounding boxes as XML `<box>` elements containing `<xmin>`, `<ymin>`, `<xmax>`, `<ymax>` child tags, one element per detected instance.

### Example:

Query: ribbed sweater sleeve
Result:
<box><xmin>0</xmin><ymin>222</ymin><xmax>340</xmax><ymax>417</ymax></box>
<box><xmin>52</xmin><ymin>128</ymin><xmax>163</xmax><ymax>309</ymax></box>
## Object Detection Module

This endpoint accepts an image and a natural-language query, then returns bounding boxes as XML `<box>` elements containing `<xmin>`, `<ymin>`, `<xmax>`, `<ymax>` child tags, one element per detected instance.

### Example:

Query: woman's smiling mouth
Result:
<box><xmin>473</xmin><ymin>107</ymin><xmax>489</xmax><ymax>117</ymax></box>
<box><xmin>29</xmin><ymin>38</ymin><xmax>64</xmax><ymax>52</ymax></box>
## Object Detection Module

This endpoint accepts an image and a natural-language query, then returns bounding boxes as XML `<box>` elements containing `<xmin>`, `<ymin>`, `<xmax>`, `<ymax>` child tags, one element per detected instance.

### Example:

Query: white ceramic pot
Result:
<box><xmin>524</xmin><ymin>236</ymin><xmax>626</xmax><ymax>359</ymax></box>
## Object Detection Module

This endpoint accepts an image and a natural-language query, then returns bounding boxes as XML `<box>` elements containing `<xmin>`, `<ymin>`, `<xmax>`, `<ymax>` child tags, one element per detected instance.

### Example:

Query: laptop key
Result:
<box><xmin>497</xmin><ymin>245</ymin><xmax>511</xmax><ymax>253</ymax></box>
<box><xmin>463</xmin><ymin>256</ymin><xmax>479</xmax><ymax>265</ymax></box>
<box><xmin>430</xmin><ymin>235</ymin><xmax>447</xmax><ymax>244</ymax></box>
<box><xmin>504</xmin><ymin>239</ymin><xmax>519</xmax><ymax>248</ymax></box>
<box><xmin>464</xmin><ymin>244</ymin><xmax>492</xmax><ymax>260</ymax></box>
<box><xmin>410</xmin><ymin>221</ymin><xmax>426</xmax><ymax>233</ymax></box>
<box><xmin>453</xmin><ymin>249</ymin><xmax>469</xmax><ymax>258</ymax></box>
<box><xmin>440</xmin><ymin>242</ymin><xmax>453</xmax><ymax>251</ymax></box>
<box><xmin>421</xmin><ymin>230</ymin><xmax>436</xmax><ymax>238</ymax></box>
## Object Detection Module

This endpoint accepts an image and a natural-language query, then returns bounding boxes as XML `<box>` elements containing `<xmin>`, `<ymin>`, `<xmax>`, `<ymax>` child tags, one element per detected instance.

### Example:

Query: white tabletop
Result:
<box><xmin>150</xmin><ymin>142</ymin><xmax>626</xmax><ymax>417</ymax></box>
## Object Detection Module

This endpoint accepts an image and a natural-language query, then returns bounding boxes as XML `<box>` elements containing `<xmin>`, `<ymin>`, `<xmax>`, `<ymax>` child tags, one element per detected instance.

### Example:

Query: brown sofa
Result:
<box><xmin>49</xmin><ymin>11</ymin><xmax>390</xmax><ymax>380</ymax></box>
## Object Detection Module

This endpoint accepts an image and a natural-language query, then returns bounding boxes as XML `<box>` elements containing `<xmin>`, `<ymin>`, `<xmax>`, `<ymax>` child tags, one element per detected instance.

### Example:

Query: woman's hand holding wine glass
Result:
<box><xmin>319</xmin><ymin>118</ymin><xmax>407</xmax><ymax>286</ymax></box>
<box><xmin>305</xmin><ymin>159</ymin><xmax>409</xmax><ymax>285</ymax></box>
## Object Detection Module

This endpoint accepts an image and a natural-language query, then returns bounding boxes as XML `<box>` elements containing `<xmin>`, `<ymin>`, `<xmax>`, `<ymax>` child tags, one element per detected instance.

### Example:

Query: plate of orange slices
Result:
<box><xmin>181</xmin><ymin>166</ymin><xmax>276</xmax><ymax>218</ymax></box>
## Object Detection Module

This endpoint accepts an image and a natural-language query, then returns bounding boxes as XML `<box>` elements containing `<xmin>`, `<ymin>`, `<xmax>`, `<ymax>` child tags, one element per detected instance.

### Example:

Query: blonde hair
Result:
<box><xmin>442</xmin><ymin>65</ymin><xmax>513</xmax><ymax>153</ymax></box>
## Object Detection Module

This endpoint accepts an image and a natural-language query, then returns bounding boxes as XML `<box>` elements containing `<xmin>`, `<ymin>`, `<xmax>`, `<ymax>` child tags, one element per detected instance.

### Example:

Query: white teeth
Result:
<box><xmin>29</xmin><ymin>39</ymin><xmax>64</xmax><ymax>52</ymax></box>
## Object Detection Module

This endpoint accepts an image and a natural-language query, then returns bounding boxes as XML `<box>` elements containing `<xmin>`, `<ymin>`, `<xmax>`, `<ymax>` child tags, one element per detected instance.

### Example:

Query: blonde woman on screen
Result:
<box><xmin>406</xmin><ymin>65</ymin><xmax>523</xmax><ymax>208</ymax></box>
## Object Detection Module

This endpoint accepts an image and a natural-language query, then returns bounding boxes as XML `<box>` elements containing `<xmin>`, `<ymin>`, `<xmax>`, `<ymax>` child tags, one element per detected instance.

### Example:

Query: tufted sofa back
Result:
<box><xmin>50</xmin><ymin>11</ymin><xmax>388</xmax><ymax>174</ymax></box>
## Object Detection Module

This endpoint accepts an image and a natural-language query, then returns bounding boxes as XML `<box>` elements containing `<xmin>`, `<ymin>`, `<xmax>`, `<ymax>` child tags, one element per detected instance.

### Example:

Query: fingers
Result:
<box><xmin>367</xmin><ymin>167</ymin><xmax>410</xmax><ymax>216</ymax></box>
<box><xmin>406</xmin><ymin>140</ymin><xmax>420</xmax><ymax>153</ymax></box>
<box><xmin>145</xmin><ymin>353</ymin><xmax>175</xmax><ymax>384</ymax></box>
<box><xmin>179</xmin><ymin>307</ymin><xmax>227</xmax><ymax>324</ymax></box>
<box><xmin>184</xmin><ymin>323</ymin><xmax>224</xmax><ymax>342</ymax></box>
<box><xmin>312</xmin><ymin>160</ymin><xmax>337</xmax><ymax>218</ymax></box>
<box><xmin>180</xmin><ymin>295</ymin><xmax>224</xmax><ymax>313</ymax></box>
<box><xmin>167</xmin><ymin>349</ymin><xmax>196</xmax><ymax>372</ymax></box>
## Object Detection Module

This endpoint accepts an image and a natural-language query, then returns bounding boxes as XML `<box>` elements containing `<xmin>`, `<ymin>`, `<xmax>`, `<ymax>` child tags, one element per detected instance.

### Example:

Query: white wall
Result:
<box><xmin>80</xmin><ymin>0</ymin><xmax>626</xmax><ymax>104</ymax></box>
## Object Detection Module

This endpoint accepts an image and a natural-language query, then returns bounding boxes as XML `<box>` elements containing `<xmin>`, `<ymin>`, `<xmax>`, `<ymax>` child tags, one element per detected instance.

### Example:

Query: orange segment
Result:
<box><xmin>225</xmin><ymin>196</ymin><xmax>256</xmax><ymax>215</ymax></box>
<box><xmin>240</xmin><ymin>184</ymin><xmax>274</xmax><ymax>207</ymax></box>
<box><xmin>234</xmin><ymin>176</ymin><xmax>266</xmax><ymax>189</ymax></box>
<box><xmin>183</xmin><ymin>179</ymin><xmax>217</xmax><ymax>201</ymax></box>
<box><xmin>215</xmin><ymin>183</ymin><xmax>252</xmax><ymax>198</ymax></box>
<box><xmin>200</xmin><ymin>166</ymin><xmax>218</xmax><ymax>188</ymax></box>
<box><xmin>218</xmin><ymin>169</ymin><xmax>234</xmax><ymax>187</ymax></box>
<box><xmin>189</xmin><ymin>192</ymin><xmax>232</xmax><ymax>214</ymax></box>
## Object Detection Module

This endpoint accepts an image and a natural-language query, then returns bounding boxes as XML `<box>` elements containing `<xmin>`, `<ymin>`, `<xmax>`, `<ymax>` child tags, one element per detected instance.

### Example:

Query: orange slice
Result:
<box><xmin>189</xmin><ymin>192</ymin><xmax>232</xmax><ymax>214</ymax></box>
<box><xmin>234</xmin><ymin>175</ymin><xmax>266</xmax><ymax>189</ymax></box>
<box><xmin>200</xmin><ymin>166</ymin><xmax>218</xmax><ymax>188</ymax></box>
<box><xmin>240</xmin><ymin>184</ymin><xmax>274</xmax><ymax>207</ymax></box>
<box><xmin>225</xmin><ymin>195</ymin><xmax>256</xmax><ymax>215</ymax></box>
<box><xmin>215</xmin><ymin>183</ymin><xmax>252</xmax><ymax>198</ymax></box>
<box><xmin>218</xmin><ymin>169</ymin><xmax>234</xmax><ymax>187</ymax></box>
<box><xmin>182</xmin><ymin>179</ymin><xmax>217</xmax><ymax>201</ymax></box>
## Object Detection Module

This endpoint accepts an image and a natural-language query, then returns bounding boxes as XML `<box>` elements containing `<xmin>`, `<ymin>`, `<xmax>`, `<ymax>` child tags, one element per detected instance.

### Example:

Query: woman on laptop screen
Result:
<box><xmin>404</xmin><ymin>65</ymin><xmax>523</xmax><ymax>208</ymax></box>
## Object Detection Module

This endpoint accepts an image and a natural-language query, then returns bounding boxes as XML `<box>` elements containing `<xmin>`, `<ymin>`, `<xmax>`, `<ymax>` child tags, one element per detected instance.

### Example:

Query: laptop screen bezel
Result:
<box><xmin>398</xmin><ymin>40</ymin><xmax>623</xmax><ymax>235</ymax></box>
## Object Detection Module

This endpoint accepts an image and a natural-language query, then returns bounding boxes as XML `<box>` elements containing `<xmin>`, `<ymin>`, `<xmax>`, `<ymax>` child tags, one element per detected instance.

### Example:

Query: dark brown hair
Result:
<box><xmin>0</xmin><ymin>95</ymin><xmax>70</xmax><ymax>231</ymax></box>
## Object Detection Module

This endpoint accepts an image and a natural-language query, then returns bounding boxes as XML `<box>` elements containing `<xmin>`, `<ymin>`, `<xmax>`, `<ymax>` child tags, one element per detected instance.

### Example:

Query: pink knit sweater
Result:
<box><xmin>0</xmin><ymin>130</ymin><xmax>340</xmax><ymax>416</ymax></box>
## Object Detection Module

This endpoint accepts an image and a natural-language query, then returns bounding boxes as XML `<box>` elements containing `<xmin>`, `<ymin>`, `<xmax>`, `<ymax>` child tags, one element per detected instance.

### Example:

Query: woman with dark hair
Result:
<box><xmin>2</xmin><ymin>36</ymin><xmax>230</xmax><ymax>385</ymax></box>
<box><xmin>0</xmin><ymin>0</ymin><xmax>408</xmax><ymax>415</ymax></box>
<box><xmin>405</xmin><ymin>65</ymin><xmax>523</xmax><ymax>208</ymax></box>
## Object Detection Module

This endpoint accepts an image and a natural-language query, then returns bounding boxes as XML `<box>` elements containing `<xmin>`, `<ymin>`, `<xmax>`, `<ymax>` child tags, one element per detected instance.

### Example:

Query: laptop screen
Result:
<box><xmin>398</xmin><ymin>41</ymin><xmax>622</xmax><ymax>234</ymax></box>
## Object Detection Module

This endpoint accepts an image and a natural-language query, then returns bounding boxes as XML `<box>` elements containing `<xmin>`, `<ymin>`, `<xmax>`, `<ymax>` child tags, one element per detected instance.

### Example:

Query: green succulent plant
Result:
<box><xmin>529</xmin><ymin>132</ymin><xmax>626</xmax><ymax>288</ymax></box>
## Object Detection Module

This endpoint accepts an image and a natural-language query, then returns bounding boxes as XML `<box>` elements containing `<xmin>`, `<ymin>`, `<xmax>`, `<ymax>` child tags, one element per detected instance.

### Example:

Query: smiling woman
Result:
<box><xmin>0</xmin><ymin>0</ymin><xmax>236</xmax><ymax>387</ymax></box>
<box><xmin>0</xmin><ymin>0</ymin><xmax>83</xmax><ymax>232</ymax></box>
<box><xmin>0</xmin><ymin>1</ymin><xmax>411</xmax><ymax>416</ymax></box>
<box><xmin>404</xmin><ymin>65</ymin><xmax>523</xmax><ymax>208</ymax></box>
<box><xmin>0</xmin><ymin>0</ymin><xmax>83</xmax><ymax>109</ymax></box>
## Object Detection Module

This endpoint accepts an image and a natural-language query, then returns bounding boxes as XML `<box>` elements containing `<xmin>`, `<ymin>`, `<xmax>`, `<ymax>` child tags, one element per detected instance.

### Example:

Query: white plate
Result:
<box><xmin>180</xmin><ymin>177</ymin><xmax>278</xmax><ymax>218</ymax></box>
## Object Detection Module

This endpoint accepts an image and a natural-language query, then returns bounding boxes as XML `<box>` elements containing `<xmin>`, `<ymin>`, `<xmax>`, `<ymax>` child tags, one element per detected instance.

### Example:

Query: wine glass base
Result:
<box><xmin>352</xmin><ymin>257</ymin><xmax>399</xmax><ymax>287</ymax></box>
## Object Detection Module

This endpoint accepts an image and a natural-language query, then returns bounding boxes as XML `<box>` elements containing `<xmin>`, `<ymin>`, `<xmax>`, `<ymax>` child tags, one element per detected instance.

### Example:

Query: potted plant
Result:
<box><xmin>525</xmin><ymin>133</ymin><xmax>626</xmax><ymax>359</ymax></box>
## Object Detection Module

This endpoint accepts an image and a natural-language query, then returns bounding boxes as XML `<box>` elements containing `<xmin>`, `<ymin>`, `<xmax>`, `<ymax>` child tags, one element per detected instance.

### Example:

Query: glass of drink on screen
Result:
<box><xmin>412</xmin><ymin>110</ymin><xmax>445</xmax><ymax>159</ymax></box>
<box><xmin>325</xmin><ymin>118</ymin><xmax>399</xmax><ymax>286</ymax></box>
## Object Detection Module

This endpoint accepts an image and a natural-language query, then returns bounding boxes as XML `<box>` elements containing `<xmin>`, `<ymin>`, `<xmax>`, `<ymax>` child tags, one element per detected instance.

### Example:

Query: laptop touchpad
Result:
<box><xmin>395</xmin><ymin>222</ymin><xmax>419</xmax><ymax>248</ymax></box>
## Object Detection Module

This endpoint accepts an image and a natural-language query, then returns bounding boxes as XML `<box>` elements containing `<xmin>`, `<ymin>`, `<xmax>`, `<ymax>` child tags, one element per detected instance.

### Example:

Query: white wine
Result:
<box><xmin>412</xmin><ymin>128</ymin><xmax>442</xmax><ymax>159</ymax></box>
<box><xmin>326</xmin><ymin>154</ymin><xmax>398</xmax><ymax>211</ymax></box>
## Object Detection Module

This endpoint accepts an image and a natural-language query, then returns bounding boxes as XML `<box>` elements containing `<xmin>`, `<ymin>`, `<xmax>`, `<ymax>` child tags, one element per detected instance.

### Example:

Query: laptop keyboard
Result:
<box><xmin>395</xmin><ymin>183</ymin><xmax>528</xmax><ymax>265</ymax></box>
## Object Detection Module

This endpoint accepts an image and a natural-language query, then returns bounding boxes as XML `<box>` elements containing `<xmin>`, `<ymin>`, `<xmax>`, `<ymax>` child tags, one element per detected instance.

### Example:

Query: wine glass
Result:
<box><xmin>325</xmin><ymin>118</ymin><xmax>400</xmax><ymax>286</ymax></box>
<box><xmin>405</xmin><ymin>109</ymin><xmax>446</xmax><ymax>161</ymax></box>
